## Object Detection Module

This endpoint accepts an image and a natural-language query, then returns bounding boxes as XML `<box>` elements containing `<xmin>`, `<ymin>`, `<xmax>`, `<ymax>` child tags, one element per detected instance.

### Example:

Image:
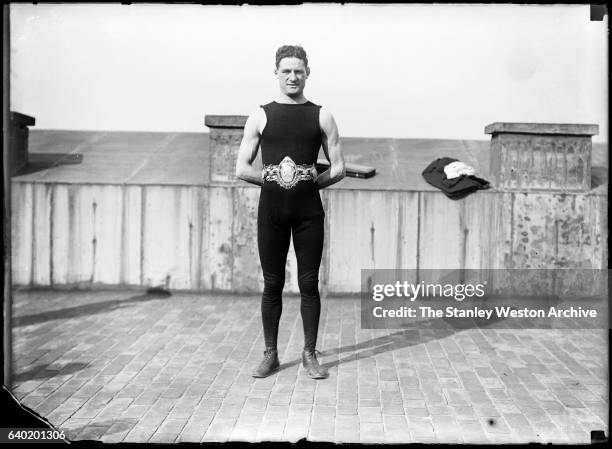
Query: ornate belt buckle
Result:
<box><xmin>277</xmin><ymin>156</ymin><xmax>300</xmax><ymax>189</ymax></box>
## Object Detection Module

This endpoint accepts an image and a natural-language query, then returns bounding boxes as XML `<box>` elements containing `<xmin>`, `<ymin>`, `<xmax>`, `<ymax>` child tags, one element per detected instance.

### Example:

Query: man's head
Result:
<box><xmin>274</xmin><ymin>45</ymin><xmax>310</xmax><ymax>98</ymax></box>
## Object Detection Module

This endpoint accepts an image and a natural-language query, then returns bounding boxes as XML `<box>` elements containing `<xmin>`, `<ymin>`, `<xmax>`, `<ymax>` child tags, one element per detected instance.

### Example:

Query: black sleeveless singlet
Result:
<box><xmin>256</xmin><ymin>100</ymin><xmax>326</xmax><ymax>353</ymax></box>
<box><xmin>259</xmin><ymin>100</ymin><xmax>325</xmax><ymax>221</ymax></box>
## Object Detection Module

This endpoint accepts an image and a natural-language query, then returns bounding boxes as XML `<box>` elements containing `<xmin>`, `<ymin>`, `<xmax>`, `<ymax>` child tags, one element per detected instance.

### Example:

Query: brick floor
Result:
<box><xmin>9</xmin><ymin>289</ymin><xmax>609</xmax><ymax>444</ymax></box>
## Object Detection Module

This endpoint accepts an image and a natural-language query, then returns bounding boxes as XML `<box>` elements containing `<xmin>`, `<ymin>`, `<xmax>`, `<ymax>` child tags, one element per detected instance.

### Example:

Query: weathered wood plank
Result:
<box><xmin>485</xmin><ymin>192</ymin><xmax>517</xmax><ymax>294</ymax></box>
<box><xmin>397</xmin><ymin>192</ymin><xmax>419</xmax><ymax>270</ymax></box>
<box><xmin>318</xmin><ymin>189</ymin><xmax>332</xmax><ymax>298</ymax></box>
<box><xmin>120</xmin><ymin>186</ymin><xmax>142</xmax><ymax>286</ymax></box>
<box><xmin>176</xmin><ymin>186</ymin><xmax>204</xmax><ymax>290</ymax></box>
<box><xmin>91</xmin><ymin>185</ymin><xmax>123</xmax><ymax>285</ymax></box>
<box><xmin>50</xmin><ymin>185</ymin><xmax>69</xmax><ymax>285</ymax></box>
<box><xmin>191</xmin><ymin>187</ymin><xmax>207</xmax><ymax>291</ymax></box>
<box><xmin>10</xmin><ymin>178</ymin><xmax>606</xmax><ymax>296</ymax></box>
<box><xmin>418</xmin><ymin>192</ymin><xmax>463</xmax><ymax>270</ymax></box>
<box><xmin>11</xmin><ymin>182</ymin><xmax>33</xmax><ymax>285</ymax></box>
<box><xmin>141</xmin><ymin>186</ymin><xmax>176</xmax><ymax>288</ymax></box>
<box><xmin>327</xmin><ymin>190</ymin><xmax>402</xmax><ymax>293</ymax></box>
<box><xmin>197</xmin><ymin>186</ymin><xmax>211</xmax><ymax>291</ymax></box>
<box><xmin>486</xmin><ymin>192</ymin><xmax>513</xmax><ymax>269</ymax></box>
<box><xmin>461</xmin><ymin>192</ymin><xmax>493</xmax><ymax>270</ymax></box>
<box><xmin>206</xmin><ymin>186</ymin><xmax>233</xmax><ymax>290</ymax></box>
<box><xmin>141</xmin><ymin>186</ymin><xmax>203</xmax><ymax>290</ymax></box>
<box><xmin>231</xmin><ymin>187</ymin><xmax>261</xmax><ymax>292</ymax></box>
<box><xmin>66</xmin><ymin>185</ymin><xmax>95</xmax><ymax>284</ymax></box>
<box><xmin>31</xmin><ymin>184</ymin><xmax>53</xmax><ymax>285</ymax></box>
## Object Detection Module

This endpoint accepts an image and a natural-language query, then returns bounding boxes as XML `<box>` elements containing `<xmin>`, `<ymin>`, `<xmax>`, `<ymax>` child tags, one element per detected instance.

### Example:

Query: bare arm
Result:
<box><xmin>315</xmin><ymin>107</ymin><xmax>346</xmax><ymax>189</ymax></box>
<box><xmin>235</xmin><ymin>108</ymin><xmax>265</xmax><ymax>186</ymax></box>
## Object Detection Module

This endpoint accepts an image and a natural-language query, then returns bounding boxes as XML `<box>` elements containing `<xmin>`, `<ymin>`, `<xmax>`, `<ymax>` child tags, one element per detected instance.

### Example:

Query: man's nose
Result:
<box><xmin>288</xmin><ymin>72</ymin><xmax>298</xmax><ymax>81</ymax></box>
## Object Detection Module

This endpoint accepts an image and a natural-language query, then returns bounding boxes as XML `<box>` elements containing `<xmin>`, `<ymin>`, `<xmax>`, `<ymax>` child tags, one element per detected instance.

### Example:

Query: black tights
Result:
<box><xmin>258</xmin><ymin>214</ymin><xmax>324</xmax><ymax>352</ymax></box>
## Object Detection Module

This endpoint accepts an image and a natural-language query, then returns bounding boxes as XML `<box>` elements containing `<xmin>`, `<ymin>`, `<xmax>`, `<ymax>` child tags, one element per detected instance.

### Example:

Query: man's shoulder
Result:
<box><xmin>247</xmin><ymin>105</ymin><xmax>267</xmax><ymax>118</ymax></box>
<box><xmin>243</xmin><ymin>106</ymin><xmax>267</xmax><ymax>134</ymax></box>
<box><xmin>250</xmin><ymin>102</ymin><xmax>276</xmax><ymax>119</ymax></box>
<box><xmin>318</xmin><ymin>106</ymin><xmax>335</xmax><ymax>123</ymax></box>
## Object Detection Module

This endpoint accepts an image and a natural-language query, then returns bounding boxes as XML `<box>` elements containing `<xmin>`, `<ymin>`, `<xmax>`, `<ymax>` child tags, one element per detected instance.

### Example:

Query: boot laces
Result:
<box><xmin>304</xmin><ymin>349</ymin><xmax>323</xmax><ymax>358</ymax></box>
<box><xmin>264</xmin><ymin>349</ymin><xmax>277</xmax><ymax>359</ymax></box>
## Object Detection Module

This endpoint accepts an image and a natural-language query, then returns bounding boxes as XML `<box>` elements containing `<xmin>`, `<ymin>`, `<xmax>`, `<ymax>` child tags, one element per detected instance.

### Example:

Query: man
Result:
<box><xmin>235</xmin><ymin>45</ymin><xmax>346</xmax><ymax>379</ymax></box>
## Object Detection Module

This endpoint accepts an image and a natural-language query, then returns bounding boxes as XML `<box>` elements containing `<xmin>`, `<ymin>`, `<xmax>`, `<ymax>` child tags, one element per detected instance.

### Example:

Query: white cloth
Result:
<box><xmin>444</xmin><ymin>161</ymin><xmax>476</xmax><ymax>179</ymax></box>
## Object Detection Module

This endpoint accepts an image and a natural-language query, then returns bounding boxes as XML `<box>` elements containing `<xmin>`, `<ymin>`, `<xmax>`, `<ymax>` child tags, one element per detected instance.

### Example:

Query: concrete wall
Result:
<box><xmin>10</xmin><ymin>119</ymin><xmax>606</xmax><ymax>295</ymax></box>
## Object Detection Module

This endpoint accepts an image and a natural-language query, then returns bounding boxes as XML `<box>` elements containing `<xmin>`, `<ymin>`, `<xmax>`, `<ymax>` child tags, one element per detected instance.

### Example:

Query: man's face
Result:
<box><xmin>275</xmin><ymin>57</ymin><xmax>309</xmax><ymax>97</ymax></box>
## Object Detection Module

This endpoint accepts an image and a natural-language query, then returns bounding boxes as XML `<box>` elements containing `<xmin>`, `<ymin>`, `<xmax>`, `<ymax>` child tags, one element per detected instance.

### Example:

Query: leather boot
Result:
<box><xmin>302</xmin><ymin>349</ymin><xmax>328</xmax><ymax>379</ymax></box>
<box><xmin>252</xmin><ymin>348</ymin><xmax>280</xmax><ymax>378</ymax></box>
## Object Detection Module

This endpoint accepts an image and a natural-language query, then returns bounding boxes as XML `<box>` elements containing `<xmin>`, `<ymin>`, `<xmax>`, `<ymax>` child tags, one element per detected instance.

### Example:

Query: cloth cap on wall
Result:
<box><xmin>421</xmin><ymin>157</ymin><xmax>490</xmax><ymax>200</ymax></box>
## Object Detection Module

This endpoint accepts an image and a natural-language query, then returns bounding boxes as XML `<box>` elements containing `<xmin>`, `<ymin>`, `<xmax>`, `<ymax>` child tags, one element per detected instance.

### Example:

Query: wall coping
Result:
<box><xmin>485</xmin><ymin>122</ymin><xmax>599</xmax><ymax>136</ymax></box>
<box><xmin>204</xmin><ymin>115</ymin><xmax>248</xmax><ymax>129</ymax></box>
<box><xmin>10</xmin><ymin>111</ymin><xmax>36</xmax><ymax>127</ymax></box>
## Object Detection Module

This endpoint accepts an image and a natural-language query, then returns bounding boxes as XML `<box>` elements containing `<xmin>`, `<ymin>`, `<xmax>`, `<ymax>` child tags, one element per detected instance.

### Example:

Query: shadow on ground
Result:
<box><xmin>322</xmin><ymin>318</ymin><xmax>472</xmax><ymax>370</ymax></box>
<box><xmin>13</xmin><ymin>362</ymin><xmax>91</xmax><ymax>382</ymax></box>
<box><xmin>58</xmin><ymin>418</ymin><xmax>137</xmax><ymax>442</ymax></box>
<box><xmin>15</xmin><ymin>153</ymin><xmax>83</xmax><ymax>176</ymax></box>
<box><xmin>277</xmin><ymin>314</ymin><xmax>506</xmax><ymax>372</ymax></box>
<box><xmin>13</xmin><ymin>290</ymin><xmax>171</xmax><ymax>328</ymax></box>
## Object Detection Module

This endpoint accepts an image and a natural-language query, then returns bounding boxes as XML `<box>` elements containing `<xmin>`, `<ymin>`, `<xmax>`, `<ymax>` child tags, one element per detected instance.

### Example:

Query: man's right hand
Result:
<box><xmin>310</xmin><ymin>165</ymin><xmax>319</xmax><ymax>183</ymax></box>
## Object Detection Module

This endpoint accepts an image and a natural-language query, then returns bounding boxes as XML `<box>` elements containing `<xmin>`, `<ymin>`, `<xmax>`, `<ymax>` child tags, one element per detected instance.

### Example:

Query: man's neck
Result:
<box><xmin>277</xmin><ymin>93</ymin><xmax>308</xmax><ymax>104</ymax></box>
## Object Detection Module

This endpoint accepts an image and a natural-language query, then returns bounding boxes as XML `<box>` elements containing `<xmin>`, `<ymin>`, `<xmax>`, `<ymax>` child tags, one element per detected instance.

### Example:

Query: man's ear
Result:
<box><xmin>274</xmin><ymin>67</ymin><xmax>278</xmax><ymax>76</ymax></box>
<box><xmin>306</xmin><ymin>67</ymin><xmax>310</xmax><ymax>77</ymax></box>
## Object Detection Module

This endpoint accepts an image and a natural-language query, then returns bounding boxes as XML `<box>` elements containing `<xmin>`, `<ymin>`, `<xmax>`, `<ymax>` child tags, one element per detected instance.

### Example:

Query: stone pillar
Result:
<box><xmin>485</xmin><ymin>122</ymin><xmax>598</xmax><ymax>191</ymax></box>
<box><xmin>204</xmin><ymin>115</ymin><xmax>247</xmax><ymax>184</ymax></box>
<box><xmin>9</xmin><ymin>111</ymin><xmax>35</xmax><ymax>176</ymax></box>
<box><xmin>484</xmin><ymin>122</ymin><xmax>605</xmax><ymax>300</ymax></box>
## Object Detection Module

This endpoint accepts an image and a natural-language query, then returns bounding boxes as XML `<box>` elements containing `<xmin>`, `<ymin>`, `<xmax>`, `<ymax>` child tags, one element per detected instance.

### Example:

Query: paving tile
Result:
<box><xmin>309</xmin><ymin>414</ymin><xmax>335</xmax><ymax>442</ymax></box>
<box><xmin>357</xmin><ymin>406</ymin><xmax>382</xmax><ymax>423</ymax></box>
<box><xmin>292</xmin><ymin>391</ymin><xmax>314</xmax><ymax>404</ymax></box>
<box><xmin>480</xmin><ymin>416</ymin><xmax>513</xmax><ymax>435</ymax></box>
<box><xmin>148</xmin><ymin>432</ymin><xmax>179</xmax><ymax>443</ymax></box>
<box><xmin>456</xmin><ymin>418</ymin><xmax>490</xmax><ymax>444</ymax></box>
<box><xmin>283</xmin><ymin>414</ymin><xmax>311</xmax><ymax>442</ymax></box>
<box><xmin>359</xmin><ymin>422</ymin><xmax>384</xmax><ymax>444</ymax></box>
<box><xmin>257</xmin><ymin>419</ymin><xmax>286</xmax><ymax>442</ymax></box>
<box><xmin>383</xmin><ymin>414</ymin><xmax>411</xmax><ymax>443</ymax></box>
<box><xmin>73</xmin><ymin>424</ymin><xmax>112</xmax><ymax>441</ymax></box>
<box><xmin>235</xmin><ymin>412</ymin><xmax>264</xmax><ymax>426</ymax></box>
<box><xmin>157</xmin><ymin>418</ymin><xmax>187</xmax><ymax>434</ymax></box>
<box><xmin>334</xmin><ymin>415</ymin><xmax>359</xmax><ymax>443</ymax></box>
<box><xmin>230</xmin><ymin>424</ymin><xmax>261</xmax><ymax>442</ymax></box>
<box><xmin>178</xmin><ymin>421</ymin><xmax>210</xmax><ymax>442</ymax></box>
<box><xmin>288</xmin><ymin>402</ymin><xmax>312</xmax><ymax>415</ymax></box>
<box><xmin>12</xmin><ymin>292</ymin><xmax>609</xmax><ymax>444</ymax></box>
<box><xmin>201</xmin><ymin>417</ymin><xmax>236</xmax><ymax>442</ymax></box>
<box><xmin>407</xmin><ymin>416</ymin><xmax>436</xmax><ymax>441</ymax></box>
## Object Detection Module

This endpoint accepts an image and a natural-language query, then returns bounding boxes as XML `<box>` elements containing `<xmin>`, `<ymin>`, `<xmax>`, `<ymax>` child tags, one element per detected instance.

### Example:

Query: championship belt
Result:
<box><xmin>263</xmin><ymin>156</ymin><xmax>315</xmax><ymax>189</ymax></box>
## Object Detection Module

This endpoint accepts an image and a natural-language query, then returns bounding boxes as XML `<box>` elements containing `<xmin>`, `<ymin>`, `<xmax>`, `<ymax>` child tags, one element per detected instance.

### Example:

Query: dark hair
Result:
<box><xmin>275</xmin><ymin>45</ymin><xmax>308</xmax><ymax>68</ymax></box>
